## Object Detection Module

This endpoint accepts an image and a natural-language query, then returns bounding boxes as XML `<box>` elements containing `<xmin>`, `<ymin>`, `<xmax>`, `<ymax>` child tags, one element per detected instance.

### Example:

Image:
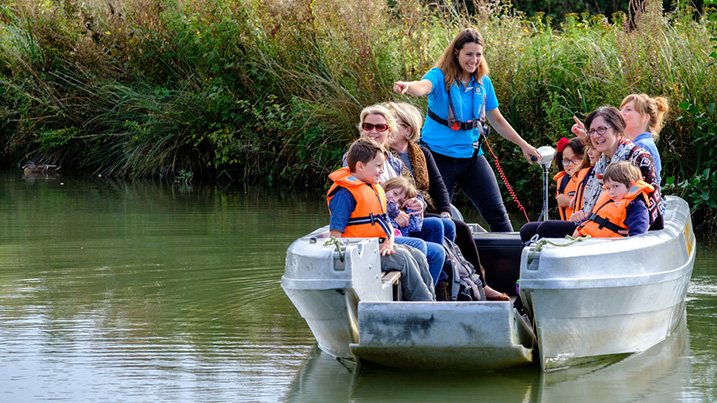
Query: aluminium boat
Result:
<box><xmin>519</xmin><ymin>195</ymin><xmax>695</xmax><ymax>370</ymax></box>
<box><xmin>281</xmin><ymin>196</ymin><xmax>695</xmax><ymax>371</ymax></box>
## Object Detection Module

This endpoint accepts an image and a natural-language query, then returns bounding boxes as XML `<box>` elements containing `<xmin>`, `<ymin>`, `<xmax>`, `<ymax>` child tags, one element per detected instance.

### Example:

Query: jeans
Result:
<box><xmin>432</xmin><ymin>152</ymin><xmax>513</xmax><ymax>232</ymax></box>
<box><xmin>409</xmin><ymin>217</ymin><xmax>456</xmax><ymax>244</ymax></box>
<box><xmin>394</xmin><ymin>236</ymin><xmax>445</xmax><ymax>288</ymax></box>
<box><xmin>381</xmin><ymin>245</ymin><xmax>435</xmax><ymax>301</ymax></box>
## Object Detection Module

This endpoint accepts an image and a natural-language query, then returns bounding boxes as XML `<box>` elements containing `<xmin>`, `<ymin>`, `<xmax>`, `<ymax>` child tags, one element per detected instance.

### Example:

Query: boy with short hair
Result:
<box><xmin>573</xmin><ymin>161</ymin><xmax>653</xmax><ymax>238</ymax></box>
<box><xmin>327</xmin><ymin>138</ymin><xmax>435</xmax><ymax>301</ymax></box>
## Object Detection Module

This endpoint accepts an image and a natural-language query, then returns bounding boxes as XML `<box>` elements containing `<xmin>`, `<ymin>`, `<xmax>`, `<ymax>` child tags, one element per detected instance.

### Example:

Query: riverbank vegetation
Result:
<box><xmin>1</xmin><ymin>0</ymin><xmax>715</xmax><ymax>230</ymax></box>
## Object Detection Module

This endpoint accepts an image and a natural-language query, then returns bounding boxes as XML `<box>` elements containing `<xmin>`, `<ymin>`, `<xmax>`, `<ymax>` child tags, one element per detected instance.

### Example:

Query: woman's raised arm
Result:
<box><xmin>393</xmin><ymin>79</ymin><xmax>433</xmax><ymax>97</ymax></box>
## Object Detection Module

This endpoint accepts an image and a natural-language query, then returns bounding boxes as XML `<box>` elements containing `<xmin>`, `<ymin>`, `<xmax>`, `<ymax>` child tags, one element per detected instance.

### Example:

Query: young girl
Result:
<box><xmin>570</xmin><ymin>143</ymin><xmax>601</xmax><ymax>222</ymax></box>
<box><xmin>553</xmin><ymin>137</ymin><xmax>585</xmax><ymax>221</ymax></box>
<box><xmin>382</xmin><ymin>177</ymin><xmax>423</xmax><ymax>237</ymax></box>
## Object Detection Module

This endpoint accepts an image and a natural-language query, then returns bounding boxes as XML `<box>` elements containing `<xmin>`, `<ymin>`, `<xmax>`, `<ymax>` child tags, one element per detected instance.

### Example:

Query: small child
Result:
<box><xmin>554</xmin><ymin>137</ymin><xmax>585</xmax><ymax>221</ymax></box>
<box><xmin>382</xmin><ymin>177</ymin><xmax>423</xmax><ymax>237</ymax></box>
<box><xmin>327</xmin><ymin>138</ymin><xmax>435</xmax><ymax>301</ymax></box>
<box><xmin>570</xmin><ymin>142</ymin><xmax>601</xmax><ymax>222</ymax></box>
<box><xmin>573</xmin><ymin>161</ymin><xmax>653</xmax><ymax>238</ymax></box>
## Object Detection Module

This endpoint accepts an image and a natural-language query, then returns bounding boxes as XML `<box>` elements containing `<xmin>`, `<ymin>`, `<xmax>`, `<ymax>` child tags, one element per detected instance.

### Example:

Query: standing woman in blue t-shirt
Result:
<box><xmin>394</xmin><ymin>28</ymin><xmax>541</xmax><ymax>232</ymax></box>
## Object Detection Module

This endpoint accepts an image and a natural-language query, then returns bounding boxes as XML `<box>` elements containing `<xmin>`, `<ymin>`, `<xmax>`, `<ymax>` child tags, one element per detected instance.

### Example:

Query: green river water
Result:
<box><xmin>1</xmin><ymin>170</ymin><xmax>715</xmax><ymax>402</ymax></box>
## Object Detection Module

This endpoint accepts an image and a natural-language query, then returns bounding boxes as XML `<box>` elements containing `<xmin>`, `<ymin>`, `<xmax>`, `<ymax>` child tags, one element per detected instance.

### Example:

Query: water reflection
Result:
<box><xmin>286</xmin><ymin>315</ymin><xmax>690</xmax><ymax>402</ymax></box>
<box><xmin>539</xmin><ymin>313</ymin><xmax>691</xmax><ymax>401</ymax></box>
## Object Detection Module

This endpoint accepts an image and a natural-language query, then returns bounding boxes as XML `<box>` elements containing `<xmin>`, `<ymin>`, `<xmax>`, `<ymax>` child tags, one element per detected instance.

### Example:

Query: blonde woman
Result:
<box><xmin>619</xmin><ymin>94</ymin><xmax>669</xmax><ymax>185</ymax></box>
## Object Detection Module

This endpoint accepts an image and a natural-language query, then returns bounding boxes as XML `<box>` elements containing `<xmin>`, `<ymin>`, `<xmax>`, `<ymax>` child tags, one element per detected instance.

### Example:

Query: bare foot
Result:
<box><xmin>484</xmin><ymin>285</ymin><xmax>510</xmax><ymax>301</ymax></box>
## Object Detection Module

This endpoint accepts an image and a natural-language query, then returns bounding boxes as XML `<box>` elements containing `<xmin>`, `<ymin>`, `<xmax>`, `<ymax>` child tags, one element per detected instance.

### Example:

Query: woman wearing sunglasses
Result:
<box><xmin>519</xmin><ymin>106</ymin><xmax>663</xmax><ymax>242</ymax></box>
<box><xmin>342</xmin><ymin>103</ymin><xmax>510</xmax><ymax>300</ymax></box>
<box><xmin>339</xmin><ymin>104</ymin><xmax>449</xmax><ymax>290</ymax></box>
<box><xmin>393</xmin><ymin>28</ymin><xmax>541</xmax><ymax>232</ymax></box>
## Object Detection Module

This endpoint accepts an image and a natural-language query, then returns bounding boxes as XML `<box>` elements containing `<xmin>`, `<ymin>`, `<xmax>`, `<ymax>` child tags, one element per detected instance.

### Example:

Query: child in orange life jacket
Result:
<box><xmin>554</xmin><ymin>137</ymin><xmax>586</xmax><ymax>221</ymax></box>
<box><xmin>573</xmin><ymin>161</ymin><xmax>653</xmax><ymax>238</ymax></box>
<box><xmin>382</xmin><ymin>177</ymin><xmax>423</xmax><ymax>237</ymax></box>
<box><xmin>327</xmin><ymin>138</ymin><xmax>435</xmax><ymax>301</ymax></box>
<box><xmin>569</xmin><ymin>143</ymin><xmax>601</xmax><ymax>222</ymax></box>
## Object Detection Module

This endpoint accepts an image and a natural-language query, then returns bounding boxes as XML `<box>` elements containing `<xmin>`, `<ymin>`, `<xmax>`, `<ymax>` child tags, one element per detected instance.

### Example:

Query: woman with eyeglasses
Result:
<box><xmin>576</xmin><ymin>106</ymin><xmax>663</xmax><ymax>229</ymax></box>
<box><xmin>574</xmin><ymin>94</ymin><xmax>668</xmax><ymax>187</ymax></box>
<box><xmin>519</xmin><ymin>106</ymin><xmax>663</xmax><ymax>242</ymax></box>
<box><xmin>393</xmin><ymin>28</ymin><xmax>541</xmax><ymax>232</ymax></box>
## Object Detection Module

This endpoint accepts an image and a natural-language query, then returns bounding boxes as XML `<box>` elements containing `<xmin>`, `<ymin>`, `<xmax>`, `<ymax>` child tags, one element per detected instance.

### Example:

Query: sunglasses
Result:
<box><xmin>361</xmin><ymin>123</ymin><xmax>389</xmax><ymax>133</ymax></box>
<box><xmin>587</xmin><ymin>125</ymin><xmax>611</xmax><ymax>137</ymax></box>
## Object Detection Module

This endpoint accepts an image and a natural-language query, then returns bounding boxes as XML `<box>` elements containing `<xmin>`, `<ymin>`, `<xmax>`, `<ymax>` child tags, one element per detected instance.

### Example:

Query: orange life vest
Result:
<box><xmin>327</xmin><ymin>167</ymin><xmax>392</xmax><ymax>238</ymax></box>
<box><xmin>554</xmin><ymin>171</ymin><xmax>581</xmax><ymax>221</ymax></box>
<box><xmin>576</xmin><ymin>179</ymin><xmax>654</xmax><ymax>238</ymax></box>
<box><xmin>573</xmin><ymin>166</ymin><xmax>593</xmax><ymax>215</ymax></box>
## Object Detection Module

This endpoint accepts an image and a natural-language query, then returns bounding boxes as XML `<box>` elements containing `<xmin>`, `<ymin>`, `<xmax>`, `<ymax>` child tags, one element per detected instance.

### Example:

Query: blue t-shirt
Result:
<box><xmin>633</xmin><ymin>132</ymin><xmax>662</xmax><ymax>186</ymax></box>
<box><xmin>422</xmin><ymin>67</ymin><xmax>499</xmax><ymax>158</ymax></box>
<box><xmin>328</xmin><ymin>187</ymin><xmax>357</xmax><ymax>233</ymax></box>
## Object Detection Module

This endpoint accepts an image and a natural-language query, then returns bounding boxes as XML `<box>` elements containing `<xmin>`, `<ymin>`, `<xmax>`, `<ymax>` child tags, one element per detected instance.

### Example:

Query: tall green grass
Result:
<box><xmin>1</xmin><ymin>0</ymin><xmax>716</xmax><ymax>229</ymax></box>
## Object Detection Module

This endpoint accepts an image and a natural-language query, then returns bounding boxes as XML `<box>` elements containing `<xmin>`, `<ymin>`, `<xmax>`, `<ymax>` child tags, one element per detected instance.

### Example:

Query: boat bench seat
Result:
<box><xmin>381</xmin><ymin>271</ymin><xmax>402</xmax><ymax>301</ymax></box>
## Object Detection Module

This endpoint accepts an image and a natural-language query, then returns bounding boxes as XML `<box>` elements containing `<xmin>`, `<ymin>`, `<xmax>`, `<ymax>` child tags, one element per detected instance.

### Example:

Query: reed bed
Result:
<box><xmin>1</xmin><ymin>0</ymin><xmax>715</xmax><ymax>229</ymax></box>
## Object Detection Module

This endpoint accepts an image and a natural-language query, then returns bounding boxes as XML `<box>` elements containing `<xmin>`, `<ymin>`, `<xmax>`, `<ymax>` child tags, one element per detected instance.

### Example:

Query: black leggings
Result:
<box><xmin>519</xmin><ymin>220</ymin><xmax>578</xmax><ymax>243</ymax></box>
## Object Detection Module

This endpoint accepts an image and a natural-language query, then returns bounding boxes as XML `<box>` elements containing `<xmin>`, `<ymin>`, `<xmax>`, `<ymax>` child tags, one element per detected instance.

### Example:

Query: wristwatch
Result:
<box><xmin>440</xmin><ymin>212</ymin><xmax>451</xmax><ymax>218</ymax></box>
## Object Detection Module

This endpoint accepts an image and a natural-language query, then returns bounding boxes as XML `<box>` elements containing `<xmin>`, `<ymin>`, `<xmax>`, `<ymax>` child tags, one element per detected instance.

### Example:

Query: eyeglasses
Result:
<box><xmin>362</xmin><ymin>123</ymin><xmax>389</xmax><ymax>132</ymax></box>
<box><xmin>562</xmin><ymin>158</ymin><xmax>580</xmax><ymax>166</ymax></box>
<box><xmin>587</xmin><ymin>125</ymin><xmax>611</xmax><ymax>137</ymax></box>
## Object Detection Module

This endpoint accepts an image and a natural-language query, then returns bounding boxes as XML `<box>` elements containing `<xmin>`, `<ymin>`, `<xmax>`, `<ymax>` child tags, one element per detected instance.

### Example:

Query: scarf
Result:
<box><xmin>581</xmin><ymin>137</ymin><xmax>636</xmax><ymax>214</ymax></box>
<box><xmin>393</xmin><ymin>143</ymin><xmax>436</xmax><ymax>212</ymax></box>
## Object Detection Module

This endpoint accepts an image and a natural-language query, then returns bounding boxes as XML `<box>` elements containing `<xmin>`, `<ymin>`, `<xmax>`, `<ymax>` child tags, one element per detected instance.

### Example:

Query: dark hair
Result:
<box><xmin>584</xmin><ymin>106</ymin><xmax>626</xmax><ymax>138</ymax></box>
<box><xmin>435</xmin><ymin>28</ymin><xmax>489</xmax><ymax>92</ymax></box>
<box><xmin>554</xmin><ymin>137</ymin><xmax>585</xmax><ymax>173</ymax></box>
<box><xmin>346</xmin><ymin>137</ymin><xmax>388</xmax><ymax>172</ymax></box>
<box><xmin>603</xmin><ymin>161</ymin><xmax>641</xmax><ymax>187</ymax></box>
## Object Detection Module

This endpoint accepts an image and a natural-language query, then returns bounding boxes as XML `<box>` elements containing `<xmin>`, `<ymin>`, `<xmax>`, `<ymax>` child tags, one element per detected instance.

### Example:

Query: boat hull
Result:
<box><xmin>281</xmin><ymin>196</ymin><xmax>694</xmax><ymax>372</ymax></box>
<box><xmin>281</xmin><ymin>227</ymin><xmax>534</xmax><ymax>369</ymax></box>
<box><xmin>519</xmin><ymin>196</ymin><xmax>695</xmax><ymax>371</ymax></box>
<box><xmin>350</xmin><ymin>301</ymin><xmax>534</xmax><ymax>370</ymax></box>
<box><xmin>281</xmin><ymin>229</ymin><xmax>389</xmax><ymax>358</ymax></box>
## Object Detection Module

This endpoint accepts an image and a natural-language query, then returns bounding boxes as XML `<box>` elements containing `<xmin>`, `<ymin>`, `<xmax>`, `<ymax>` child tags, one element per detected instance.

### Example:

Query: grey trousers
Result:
<box><xmin>380</xmin><ymin>244</ymin><xmax>436</xmax><ymax>301</ymax></box>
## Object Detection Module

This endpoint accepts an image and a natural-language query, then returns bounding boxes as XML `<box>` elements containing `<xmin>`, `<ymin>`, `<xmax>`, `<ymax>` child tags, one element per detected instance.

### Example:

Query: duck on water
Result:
<box><xmin>22</xmin><ymin>161</ymin><xmax>61</xmax><ymax>176</ymax></box>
